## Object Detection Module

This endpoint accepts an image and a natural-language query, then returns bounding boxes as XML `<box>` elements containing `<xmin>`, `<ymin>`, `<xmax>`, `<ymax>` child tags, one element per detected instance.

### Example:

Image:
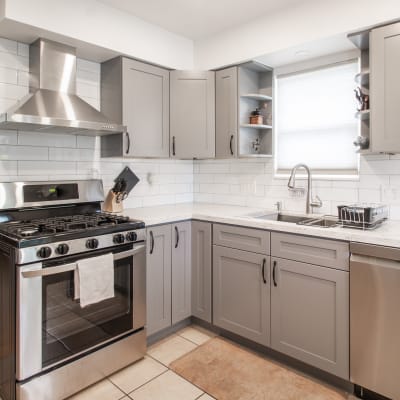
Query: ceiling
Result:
<box><xmin>98</xmin><ymin>0</ymin><xmax>309</xmax><ymax>40</ymax></box>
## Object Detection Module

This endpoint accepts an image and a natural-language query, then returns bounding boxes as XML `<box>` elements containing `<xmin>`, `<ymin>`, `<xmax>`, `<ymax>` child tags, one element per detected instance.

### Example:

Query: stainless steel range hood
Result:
<box><xmin>0</xmin><ymin>39</ymin><xmax>126</xmax><ymax>136</ymax></box>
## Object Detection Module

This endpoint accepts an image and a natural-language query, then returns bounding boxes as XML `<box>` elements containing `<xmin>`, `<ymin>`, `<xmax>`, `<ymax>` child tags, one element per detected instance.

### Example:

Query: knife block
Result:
<box><xmin>103</xmin><ymin>190</ymin><xmax>123</xmax><ymax>213</ymax></box>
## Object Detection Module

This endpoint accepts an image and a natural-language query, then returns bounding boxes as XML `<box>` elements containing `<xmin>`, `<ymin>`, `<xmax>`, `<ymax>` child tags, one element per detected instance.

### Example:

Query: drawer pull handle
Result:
<box><xmin>262</xmin><ymin>258</ymin><xmax>267</xmax><ymax>284</ymax></box>
<box><xmin>126</xmin><ymin>132</ymin><xmax>131</xmax><ymax>154</ymax></box>
<box><xmin>273</xmin><ymin>260</ymin><xmax>277</xmax><ymax>287</ymax></box>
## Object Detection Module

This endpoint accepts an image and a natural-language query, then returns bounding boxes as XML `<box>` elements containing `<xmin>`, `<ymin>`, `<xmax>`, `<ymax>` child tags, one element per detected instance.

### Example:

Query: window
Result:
<box><xmin>275</xmin><ymin>60</ymin><xmax>359</xmax><ymax>176</ymax></box>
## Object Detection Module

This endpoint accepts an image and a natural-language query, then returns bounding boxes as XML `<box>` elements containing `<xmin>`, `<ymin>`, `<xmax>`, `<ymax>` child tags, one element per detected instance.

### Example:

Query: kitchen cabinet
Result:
<box><xmin>191</xmin><ymin>221</ymin><xmax>212</xmax><ymax>323</ymax></box>
<box><xmin>370</xmin><ymin>22</ymin><xmax>400</xmax><ymax>153</ymax></box>
<box><xmin>146</xmin><ymin>225</ymin><xmax>172</xmax><ymax>336</ymax></box>
<box><xmin>170</xmin><ymin>70</ymin><xmax>215</xmax><ymax>159</ymax></box>
<box><xmin>100</xmin><ymin>57</ymin><xmax>170</xmax><ymax>158</ymax></box>
<box><xmin>146</xmin><ymin>222</ymin><xmax>192</xmax><ymax>335</ymax></box>
<box><xmin>270</xmin><ymin>257</ymin><xmax>349</xmax><ymax>379</ymax></box>
<box><xmin>216</xmin><ymin>67</ymin><xmax>238</xmax><ymax>158</ymax></box>
<box><xmin>171</xmin><ymin>221</ymin><xmax>192</xmax><ymax>324</ymax></box>
<box><xmin>213</xmin><ymin>246</ymin><xmax>270</xmax><ymax>346</ymax></box>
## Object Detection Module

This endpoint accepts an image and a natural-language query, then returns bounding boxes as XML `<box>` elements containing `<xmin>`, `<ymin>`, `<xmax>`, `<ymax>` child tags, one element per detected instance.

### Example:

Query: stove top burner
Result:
<box><xmin>0</xmin><ymin>213</ymin><xmax>135</xmax><ymax>240</ymax></box>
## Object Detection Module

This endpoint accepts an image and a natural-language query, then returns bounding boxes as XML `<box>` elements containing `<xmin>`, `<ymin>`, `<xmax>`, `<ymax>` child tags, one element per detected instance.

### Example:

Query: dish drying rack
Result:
<box><xmin>337</xmin><ymin>203</ymin><xmax>388</xmax><ymax>230</ymax></box>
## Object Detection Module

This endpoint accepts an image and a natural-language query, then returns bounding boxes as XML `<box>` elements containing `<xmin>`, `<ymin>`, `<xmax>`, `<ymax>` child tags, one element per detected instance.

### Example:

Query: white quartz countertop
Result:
<box><xmin>122</xmin><ymin>202</ymin><xmax>400</xmax><ymax>248</ymax></box>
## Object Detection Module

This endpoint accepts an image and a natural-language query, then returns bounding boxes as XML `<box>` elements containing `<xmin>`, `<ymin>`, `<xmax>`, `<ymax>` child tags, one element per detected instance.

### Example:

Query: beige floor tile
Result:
<box><xmin>109</xmin><ymin>356</ymin><xmax>167</xmax><ymax>393</ymax></box>
<box><xmin>129</xmin><ymin>370</ymin><xmax>202</xmax><ymax>400</ymax></box>
<box><xmin>147</xmin><ymin>335</ymin><xmax>197</xmax><ymax>366</ymax></box>
<box><xmin>178</xmin><ymin>325</ymin><xmax>215</xmax><ymax>345</ymax></box>
<box><xmin>67</xmin><ymin>379</ymin><xmax>125</xmax><ymax>400</ymax></box>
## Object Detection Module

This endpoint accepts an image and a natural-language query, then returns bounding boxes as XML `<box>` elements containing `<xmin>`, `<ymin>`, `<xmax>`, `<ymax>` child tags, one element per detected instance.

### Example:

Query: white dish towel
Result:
<box><xmin>74</xmin><ymin>253</ymin><xmax>115</xmax><ymax>307</ymax></box>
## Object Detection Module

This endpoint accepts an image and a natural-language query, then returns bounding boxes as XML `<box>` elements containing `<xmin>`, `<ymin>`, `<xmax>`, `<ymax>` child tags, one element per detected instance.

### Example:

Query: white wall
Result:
<box><xmin>195</xmin><ymin>0</ymin><xmax>400</xmax><ymax>69</ymax></box>
<box><xmin>2</xmin><ymin>0</ymin><xmax>193</xmax><ymax>69</ymax></box>
<box><xmin>0</xmin><ymin>37</ymin><xmax>194</xmax><ymax>209</ymax></box>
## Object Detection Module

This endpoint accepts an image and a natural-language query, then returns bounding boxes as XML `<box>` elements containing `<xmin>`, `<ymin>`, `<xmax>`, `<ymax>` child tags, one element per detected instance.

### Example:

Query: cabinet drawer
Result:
<box><xmin>271</xmin><ymin>232</ymin><xmax>349</xmax><ymax>270</ymax></box>
<box><xmin>213</xmin><ymin>224</ymin><xmax>270</xmax><ymax>255</ymax></box>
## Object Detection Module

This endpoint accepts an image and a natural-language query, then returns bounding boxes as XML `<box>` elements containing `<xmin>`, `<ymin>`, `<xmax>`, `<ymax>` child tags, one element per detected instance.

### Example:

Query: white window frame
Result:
<box><xmin>273</xmin><ymin>50</ymin><xmax>361</xmax><ymax>180</ymax></box>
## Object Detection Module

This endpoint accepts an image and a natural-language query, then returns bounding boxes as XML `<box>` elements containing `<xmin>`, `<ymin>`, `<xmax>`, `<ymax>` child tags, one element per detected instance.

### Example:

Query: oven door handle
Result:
<box><xmin>21</xmin><ymin>245</ymin><xmax>146</xmax><ymax>278</ymax></box>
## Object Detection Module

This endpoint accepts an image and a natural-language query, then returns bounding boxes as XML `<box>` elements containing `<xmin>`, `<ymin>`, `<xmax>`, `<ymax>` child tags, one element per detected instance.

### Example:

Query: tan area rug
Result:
<box><xmin>170</xmin><ymin>337</ymin><xmax>348</xmax><ymax>400</ymax></box>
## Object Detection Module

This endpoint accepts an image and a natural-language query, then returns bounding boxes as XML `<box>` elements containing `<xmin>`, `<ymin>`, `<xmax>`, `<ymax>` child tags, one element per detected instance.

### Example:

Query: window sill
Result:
<box><xmin>274</xmin><ymin>173</ymin><xmax>360</xmax><ymax>181</ymax></box>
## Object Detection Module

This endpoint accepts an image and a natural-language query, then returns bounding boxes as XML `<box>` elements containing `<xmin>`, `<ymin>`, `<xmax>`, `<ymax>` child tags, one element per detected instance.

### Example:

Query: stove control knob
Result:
<box><xmin>113</xmin><ymin>234</ymin><xmax>125</xmax><ymax>244</ymax></box>
<box><xmin>56</xmin><ymin>243</ymin><xmax>69</xmax><ymax>255</ymax></box>
<box><xmin>37</xmin><ymin>246</ymin><xmax>52</xmax><ymax>258</ymax></box>
<box><xmin>126</xmin><ymin>232</ymin><xmax>137</xmax><ymax>242</ymax></box>
<box><xmin>86</xmin><ymin>238</ymin><xmax>99</xmax><ymax>249</ymax></box>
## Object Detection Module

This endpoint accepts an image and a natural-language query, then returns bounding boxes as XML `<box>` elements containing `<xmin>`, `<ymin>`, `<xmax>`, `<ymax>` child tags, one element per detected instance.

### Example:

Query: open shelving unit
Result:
<box><xmin>348</xmin><ymin>30</ymin><xmax>371</xmax><ymax>154</ymax></box>
<box><xmin>238</xmin><ymin>61</ymin><xmax>274</xmax><ymax>157</ymax></box>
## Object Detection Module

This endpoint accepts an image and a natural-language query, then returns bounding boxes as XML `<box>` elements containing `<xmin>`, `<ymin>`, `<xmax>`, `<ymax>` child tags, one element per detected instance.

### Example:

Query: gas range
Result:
<box><xmin>0</xmin><ymin>179</ymin><xmax>147</xmax><ymax>400</ymax></box>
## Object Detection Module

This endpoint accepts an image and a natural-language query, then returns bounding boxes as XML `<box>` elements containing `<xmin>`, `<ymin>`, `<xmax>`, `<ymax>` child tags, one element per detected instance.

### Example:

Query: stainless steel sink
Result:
<box><xmin>244</xmin><ymin>211</ymin><xmax>339</xmax><ymax>228</ymax></box>
<box><xmin>301</xmin><ymin>217</ymin><xmax>339</xmax><ymax>228</ymax></box>
<box><xmin>255</xmin><ymin>213</ymin><xmax>309</xmax><ymax>224</ymax></box>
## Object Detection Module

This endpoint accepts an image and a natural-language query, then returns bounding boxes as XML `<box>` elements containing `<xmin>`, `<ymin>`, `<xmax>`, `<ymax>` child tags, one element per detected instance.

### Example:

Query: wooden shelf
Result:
<box><xmin>241</xmin><ymin>93</ymin><xmax>272</xmax><ymax>101</ymax></box>
<box><xmin>241</xmin><ymin>123</ymin><xmax>272</xmax><ymax>129</ymax></box>
<box><xmin>355</xmin><ymin>71</ymin><xmax>370</xmax><ymax>86</ymax></box>
<box><xmin>355</xmin><ymin>110</ymin><xmax>370</xmax><ymax>120</ymax></box>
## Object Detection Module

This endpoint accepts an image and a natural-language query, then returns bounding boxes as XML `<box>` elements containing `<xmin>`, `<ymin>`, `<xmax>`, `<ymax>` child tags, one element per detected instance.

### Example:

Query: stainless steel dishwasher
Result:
<box><xmin>350</xmin><ymin>242</ymin><xmax>400</xmax><ymax>400</ymax></box>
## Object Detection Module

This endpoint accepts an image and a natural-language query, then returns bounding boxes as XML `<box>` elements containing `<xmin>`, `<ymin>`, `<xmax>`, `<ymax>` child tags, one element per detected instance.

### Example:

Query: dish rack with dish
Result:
<box><xmin>337</xmin><ymin>203</ymin><xmax>388</xmax><ymax>230</ymax></box>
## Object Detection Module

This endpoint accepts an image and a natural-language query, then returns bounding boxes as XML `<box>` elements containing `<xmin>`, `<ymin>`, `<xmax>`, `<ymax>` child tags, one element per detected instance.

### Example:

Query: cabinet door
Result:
<box><xmin>213</xmin><ymin>246</ymin><xmax>270</xmax><ymax>346</ymax></box>
<box><xmin>216</xmin><ymin>67</ymin><xmax>238</xmax><ymax>158</ymax></box>
<box><xmin>172</xmin><ymin>221</ymin><xmax>192</xmax><ymax>324</ymax></box>
<box><xmin>271</xmin><ymin>257</ymin><xmax>349</xmax><ymax>379</ymax></box>
<box><xmin>371</xmin><ymin>23</ymin><xmax>400</xmax><ymax>153</ymax></box>
<box><xmin>146</xmin><ymin>225</ymin><xmax>172</xmax><ymax>336</ymax></box>
<box><xmin>191</xmin><ymin>221</ymin><xmax>212</xmax><ymax>323</ymax></box>
<box><xmin>122</xmin><ymin>58</ymin><xmax>169</xmax><ymax>157</ymax></box>
<box><xmin>170</xmin><ymin>71</ymin><xmax>215</xmax><ymax>159</ymax></box>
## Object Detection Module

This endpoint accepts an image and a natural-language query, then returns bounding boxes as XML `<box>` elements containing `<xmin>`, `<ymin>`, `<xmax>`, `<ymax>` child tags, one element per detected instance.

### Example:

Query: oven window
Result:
<box><xmin>42</xmin><ymin>258</ymin><xmax>133</xmax><ymax>368</ymax></box>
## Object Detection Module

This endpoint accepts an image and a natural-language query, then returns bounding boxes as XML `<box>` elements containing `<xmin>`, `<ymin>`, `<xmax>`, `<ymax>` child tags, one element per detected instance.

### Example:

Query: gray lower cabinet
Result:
<box><xmin>146</xmin><ymin>225</ymin><xmax>172</xmax><ymax>336</ymax></box>
<box><xmin>191</xmin><ymin>221</ymin><xmax>212</xmax><ymax>323</ymax></box>
<box><xmin>213</xmin><ymin>245</ymin><xmax>270</xmax><ymax>346</ymax></box>
<box><xmin>100</xmin><ymin>57</ymin><xmax>170</xmax><ymax>158</ymax></box>
<box><xmin>170</xmin><ymin>70</ymin><xmax>215</xmax><ymax>159</ymax></box>
<box><xmin>271</xmin><ymin>257</ymin><xmax>349</xmax><ymax>379</ymax></box>
<box><xmin>370</xmin><ymin>22</ymin><xmax>400</xmax><ymax>153</ymax></box>
<box><xmin>171</xmin><ymin>221</ymin><xmax>192</xmax><ymax>324</ymax></box>
<box><xmin>216</xmin><ymin>67</ymin><xmax>238</xmax><ymax>158</ymax></box>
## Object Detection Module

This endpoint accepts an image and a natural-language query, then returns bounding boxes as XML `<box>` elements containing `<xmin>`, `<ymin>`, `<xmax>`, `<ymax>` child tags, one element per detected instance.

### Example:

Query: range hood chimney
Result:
<box><xmin>0</xmin><ymin>38</ymin><xmax>126</xmax><ymax>136</ymax></box>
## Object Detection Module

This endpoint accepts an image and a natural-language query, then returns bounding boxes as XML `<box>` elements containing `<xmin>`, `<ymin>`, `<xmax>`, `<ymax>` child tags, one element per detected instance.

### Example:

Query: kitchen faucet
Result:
<box><xmin>287</xmin><ymin>164</ymin><xmax>322</xmax><ymax>214</ymax></box>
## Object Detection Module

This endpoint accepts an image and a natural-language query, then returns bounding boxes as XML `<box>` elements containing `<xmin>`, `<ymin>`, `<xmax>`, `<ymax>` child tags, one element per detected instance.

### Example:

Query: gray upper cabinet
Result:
<box><xmin>101</xmin><ymin>57</ymin><xmax>170</xmax><ymax>158</ymax></box>
<box><xmin>213</xmin><ymin>245</ymin><xmax>270</xmax><ymax>346</ymax></box>
<box><xmin>146</xmin><ymin>225</ymin><xmax>172</xmax><ymax>336</ymax></box>
<box><xmin>170</xmin><ymin>70</ymin><xmax>215</xmax><ymax>159</ymax></box>
<box><xmin>216</xmin><ymin>67</ymin><xmax>238</xmax><ymax>158</ymax></box>
<box><xmin>191</xmin><ymin>221</ymin><xmax>212</xmax><ymax>323</ymax></box>
<box><xmin>172</xmin><ymin>221</ymin><xmax>192</xmax><ymax>324</ymax></box>
<box><xmin>271</xmin><ymin>257</ymin><xmax>349</xmax><ymax>379</ymax></box>
<box><xmin>370</xmin><ymin>22</ymin><xmax>400</xmax><ymax>153</ymax></box>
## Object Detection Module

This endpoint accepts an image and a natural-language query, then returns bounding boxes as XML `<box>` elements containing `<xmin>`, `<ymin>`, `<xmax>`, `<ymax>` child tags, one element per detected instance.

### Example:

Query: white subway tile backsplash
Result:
<box><xmin>0</xmin><ymin>82</ymin><xmax>28</xmax><ymax>100</ymax></box>
<box><xmin>0</xmin><ymin>38</ymin><xmax>18</xmax><ymax>55</ymax></box>
<box><xmin>17</xmin><ymin>43</ymin><xmax>29</xmax><ymax>57</ymax></box>
<box><xmin>17</xmin><ymin>70</ymin><xmax>29</xmax><ymax>86</ymax></box>
<box><xmin>77</xmin><ymin>58</ymin><xmax>100</xmax><ymax>74</ymax></box>
<box><xmin>0</xmin><ymin>98</ymin><xmax>16</xmax><ymax>113</ymax></box>
<box><xmin>18</xmin><ymin>131</ymin><xmax>77</xmax><ymax>148</ymax></box>
<box><xmin>0</xmin><ymin>160</ymin><xmax>18</xmax><ymax>175</ymax></box>
<box><xmin>77</xmin><ymin>135</ymin><xmax>97</xmax><ymax>149</ymax></box>
<box><xmin>0</xmin><ymin>131</ymin><xmax>17</xmax><ymax>145</ymax></box>
<box><xmin>49</xmin><ymin>147</ymin><xmax>96</xmax><ymax>162</ymax></box>
<box><xmin>0</xmin><ymin>67</ymin><xmax>18</xmax><ymax>85</ymax></box>
<box><xmin>18</xmin><ymin>161</ymin><xmax>76</xmax><ymax>175</ymax></box>
<box><xmin>0</xmin><ymin>145</ymin><xmax>48</xmax><ymax>160</ymax></box>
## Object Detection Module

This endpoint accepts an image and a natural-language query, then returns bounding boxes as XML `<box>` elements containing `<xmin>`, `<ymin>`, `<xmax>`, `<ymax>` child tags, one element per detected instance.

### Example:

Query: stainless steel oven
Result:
<box><xmin>16</xmin><ymin>241</ymin><xmax>146</xmax><ymax>400</ymax></box>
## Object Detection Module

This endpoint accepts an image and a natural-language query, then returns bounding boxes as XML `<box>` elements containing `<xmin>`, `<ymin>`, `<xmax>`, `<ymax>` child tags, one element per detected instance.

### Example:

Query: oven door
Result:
<box><xmin>16</xmin><ymin>242</ymin><xmax>146</xmax><ymax>381</ymax></box>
